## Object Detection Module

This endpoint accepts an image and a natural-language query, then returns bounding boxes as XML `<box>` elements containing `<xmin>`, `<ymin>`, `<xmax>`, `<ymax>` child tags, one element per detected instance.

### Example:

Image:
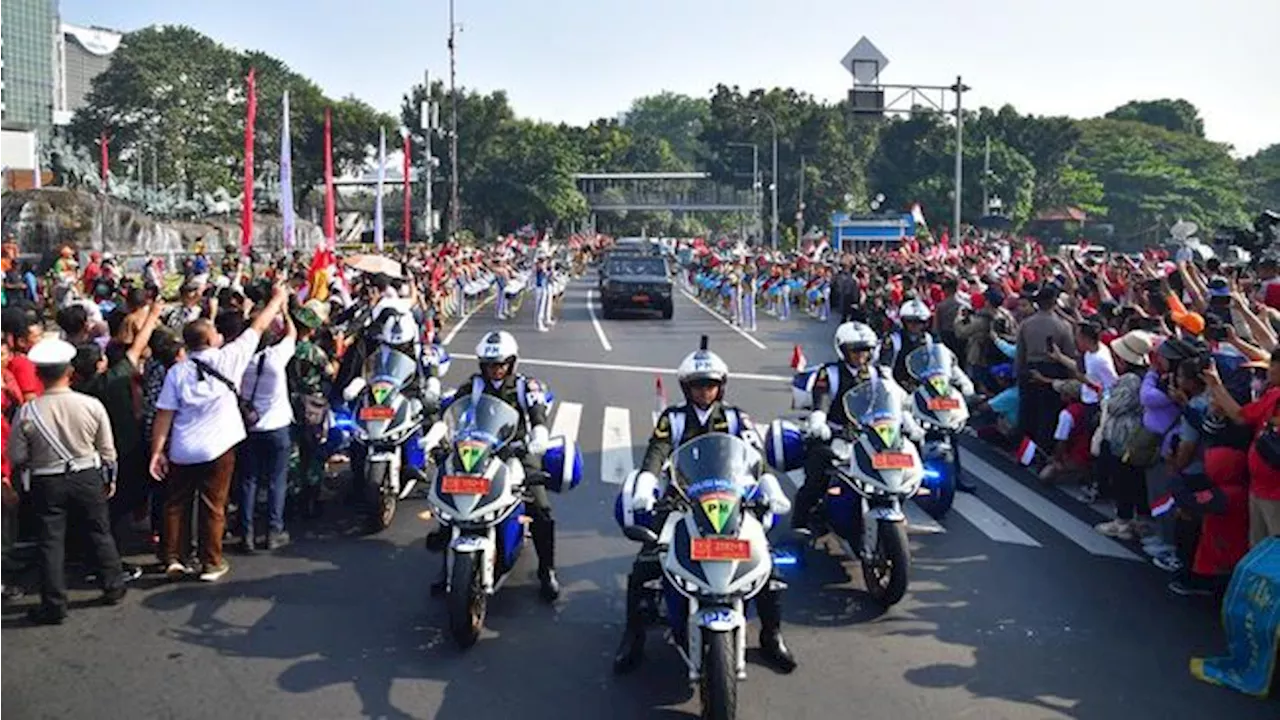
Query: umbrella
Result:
<box><xmin>344</xmin><ymin>254</ymin><xmax>403</xmax><ymax>279</ymax></box>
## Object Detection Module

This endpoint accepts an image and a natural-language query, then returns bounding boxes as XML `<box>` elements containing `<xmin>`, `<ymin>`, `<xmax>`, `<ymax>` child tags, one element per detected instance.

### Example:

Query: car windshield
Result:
<box><xmin>608</xmin><ymin>257</ymin><xmax>666</xmax><ymax>276</ymax></box>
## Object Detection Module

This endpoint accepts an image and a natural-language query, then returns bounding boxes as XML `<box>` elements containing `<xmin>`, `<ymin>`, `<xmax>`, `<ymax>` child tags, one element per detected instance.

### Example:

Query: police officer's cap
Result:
<box><xmin>28</xmin><ymin>338</ymin><xmax>77</xmax><ymax>366</ymax></box>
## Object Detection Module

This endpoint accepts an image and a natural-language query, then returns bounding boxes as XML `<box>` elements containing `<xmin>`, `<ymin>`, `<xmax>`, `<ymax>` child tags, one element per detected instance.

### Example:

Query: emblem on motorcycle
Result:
<box><xmin>699</xmin><ymin>492</ymin><xmax>737</xmax><ymax>534</ymax></box>
<box><xmin>457</xmin><ymin>440</ymin><xmax>486</xmax><ymax>472</ymax></box>
<box><xmin>371</xmin><ymin>382</ymin><xmax>394</xmax><ymax>406</ymax></box>
<box><xmin>873</xmin><ymin>422</ymin><xmax>896</xmax><ymax>446</ymax></box>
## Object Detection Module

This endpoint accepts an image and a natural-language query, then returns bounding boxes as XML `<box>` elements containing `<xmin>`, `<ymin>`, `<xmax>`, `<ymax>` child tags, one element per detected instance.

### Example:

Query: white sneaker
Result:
<box><xmin>164</xmin><ymin>561</ymin><xmax>190</xmax><ymax>579</ymax></box>
<box><xmin>1095</xmin><ymin>519</ymin><xmax>1134</xmax><ymax>540</ymax></box>
<box><xmin>199</xmin><ymin>561</ymin><xmax>230</xmax><ymax>582</ymax></box>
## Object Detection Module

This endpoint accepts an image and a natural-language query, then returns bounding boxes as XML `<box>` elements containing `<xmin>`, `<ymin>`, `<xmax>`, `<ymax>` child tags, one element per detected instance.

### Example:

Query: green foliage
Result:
<box><xmin>1104</xmin><ymin>99</ymin><xmax>1205</xmax><ymax>138</ymax></box>
<box><xmin>622</xmin><ymin>92</ymin><xmax>710</xmax><ymax>169</ymax></box>
<box><xmin>1240</xmin><ymin>143</ymin><xmax>1280</xmax><ymax>211</ymax></box>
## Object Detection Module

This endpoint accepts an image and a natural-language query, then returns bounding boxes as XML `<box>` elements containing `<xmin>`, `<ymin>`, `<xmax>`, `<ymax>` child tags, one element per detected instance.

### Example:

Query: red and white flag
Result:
<box><xmin>790</xmin><ymin>345</ymin><xmax>807</xmax><ymax>373</ymax></box>
<box><xmin>1016</xmin><ymin>436</ymin><xmax>1038</xmax><ymax>466</ymax></box>
<box><xmin>652</xmin><ymin>375</ymin><xmax>667</xmax><ymax>427</ymax></box>
<box><xmin>1150</xmin><ymin>493</ymin><xmax>1175</xmax><ymax>517</ymax></box>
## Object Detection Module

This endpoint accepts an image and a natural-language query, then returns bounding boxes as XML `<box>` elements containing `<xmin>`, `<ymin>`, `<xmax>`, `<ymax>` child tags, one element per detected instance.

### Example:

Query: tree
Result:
<box><xmin>623</xmin><ymin>92</ymin><xmax>710</xmax><ymax>169</ymax></box>
<box><xmin>1104</xmin><ymin>99</ymin><xmax>1205</xmax><ymax>138</ymax></box>
<box><xmin>1240</xmin><ymin>143</ymin><xmax>1280</xmax><ymax>211</ymax></box>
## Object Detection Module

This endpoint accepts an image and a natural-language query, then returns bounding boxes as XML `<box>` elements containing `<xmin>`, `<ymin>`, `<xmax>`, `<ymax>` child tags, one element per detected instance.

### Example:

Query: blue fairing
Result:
<box><xmin>542</xmin><ymin>436</ymin><xmax>582</xmax><ymax>492</ymax></box>
<box><xmin>826</xmin><ymin>482</ymin><xmax>861</xmax><ymax>540</ymax></box>
<box><xmin>499</xmin><ymin>501</ymin><xmax>527</xmax><ymax>572</ymax></box>
<box><xmin>404</xmin><ymin>428</ymin><xmax>426</xmax><ymax>470</ymax></box>
<box><xmin>915</xmin><ymin>456</ymin><xmax>956</xmax><ymax>518</ymax></box>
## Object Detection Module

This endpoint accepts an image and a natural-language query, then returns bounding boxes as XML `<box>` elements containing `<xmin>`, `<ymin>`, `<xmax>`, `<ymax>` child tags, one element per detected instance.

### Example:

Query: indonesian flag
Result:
<box><xmin>652</xmin><ymin>375</ymin><xmax>667</xmax><ymax>427</ymax></box>
<box><xmin>1016</xmin><ymin>436</ymin><xmax>1038</xmax><ymax>466</ymax></box>
<box><xmin>790</xmin><ymin>345</ymin><xmax>807</xmax><ymax>373</ymax></box>
<box><xmin>910</xmin><ymin>202</ymin><xmax>928</xmax><ymax>231</ymax></box>
<box><xmin>1150</xmin><ymin>493</ymin><xmax>1176</xmax><ymax>517</ymax></box>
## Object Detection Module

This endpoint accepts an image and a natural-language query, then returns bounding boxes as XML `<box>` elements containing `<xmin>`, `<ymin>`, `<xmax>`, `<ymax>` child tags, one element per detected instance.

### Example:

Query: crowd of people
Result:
<box><xmin>0</xmin><ymin>233</ymin><xmax>603</xmax><ymax>622</ymax></box>
<box><xmin>687</xmin><ymin>231</ymin><xmax>1280</xmax><ymax>597</ymax></box>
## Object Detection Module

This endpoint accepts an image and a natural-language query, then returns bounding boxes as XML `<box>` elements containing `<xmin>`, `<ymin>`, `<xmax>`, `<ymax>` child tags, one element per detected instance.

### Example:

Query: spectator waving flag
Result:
<box><xmin>1016</xmin><ymin>436</ymin><xmax>1038</xmax><ymax>466</ymax></box>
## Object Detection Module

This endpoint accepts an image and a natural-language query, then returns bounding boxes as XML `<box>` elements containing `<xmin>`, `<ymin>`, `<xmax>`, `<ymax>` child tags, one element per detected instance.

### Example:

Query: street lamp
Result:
<box><xmin>753</xmin><ymin>110</ymin><xmax>779</xmax><ymax>251</ymax></box>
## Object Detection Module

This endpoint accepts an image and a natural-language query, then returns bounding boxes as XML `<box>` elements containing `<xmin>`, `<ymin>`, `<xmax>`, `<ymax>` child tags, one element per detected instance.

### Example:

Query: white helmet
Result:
<box><xmin>375</xmin><ymin>299</ymin><xmax>420</xmax><ymax>347</ymax></box>
<box><xmin>475</xmin><ymin>330</ymin><xmax>519</xmax><ymax>372</ymax></box>
<box><xmin>899</xmin><ymin>299</ymin><xmax>932</xmax><ymax>323</ymax></box>
<box><xmin>834</xmin><ymin>321</ymin><xmax>878</xmax><ymax>358</ymax></box>
<box><xmin>677</xmin><ymin>336</ymin><xmax>729</xmax><ymax>403</ymax></box>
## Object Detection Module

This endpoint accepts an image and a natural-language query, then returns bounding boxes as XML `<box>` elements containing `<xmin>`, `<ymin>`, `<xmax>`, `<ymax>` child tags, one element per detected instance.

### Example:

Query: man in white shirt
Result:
<box><xmin>236</xmin><ymin>312</ymin><xmax>297</xmax><ymax>552</ymax></box>
<box><xmin>149</xmin><ymin>285</ymin><xmax>288</xmax><ymax>582</ymax></box>
<box><xmin>1079</xmin><ymin>321</ymin><xmax>1119</xmax><ymax>407</ymax></box>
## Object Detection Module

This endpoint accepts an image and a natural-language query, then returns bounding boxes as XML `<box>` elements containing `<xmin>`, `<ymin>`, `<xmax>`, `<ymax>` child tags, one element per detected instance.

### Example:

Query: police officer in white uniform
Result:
<box><xmin>8</xmin><ymin>338</ymin><xmax>126</xmax><ymax>624</ymax></box>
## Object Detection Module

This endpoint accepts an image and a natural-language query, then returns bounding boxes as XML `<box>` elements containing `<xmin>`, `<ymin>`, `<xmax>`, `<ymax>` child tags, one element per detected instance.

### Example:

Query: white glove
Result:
<box><xmin>758</xmin><ymin>473</ymin><xmax>792</xmax><ymax>516</ymax></box>
<box><xmin>631</xmin><ymin>471</ymin><xmax>659</xmax><ymax>512</ymax></box>
<box><xmin>527</xmin><ymin>425</ymin><xmax>550</xmax><ymax>456</ymax></box>
<box><xmin>805</xmin><ymin>410</ymin><xmax>832</xmax><ymax>442</ymax></box>
<box><xmin>423</xmin><ymin>376</ymin><xmax>442</xmax><ymax>404</ymax></box>
<box><xmin>342</xmin><ymin>377</ymin><xmax>367</xmax><ymax>402</ymax></box>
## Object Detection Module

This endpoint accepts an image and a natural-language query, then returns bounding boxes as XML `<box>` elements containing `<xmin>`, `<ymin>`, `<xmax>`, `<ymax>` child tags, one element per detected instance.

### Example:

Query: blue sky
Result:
<box><xmin>64</xmin><ymin>0</ymin><xmax>1278</xmax><ymax>156</ymax></box>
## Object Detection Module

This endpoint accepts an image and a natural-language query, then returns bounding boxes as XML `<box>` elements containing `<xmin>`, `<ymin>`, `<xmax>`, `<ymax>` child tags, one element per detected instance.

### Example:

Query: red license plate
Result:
<box><xmin>359</xmin><ymin>406</ymin><xmax>396</xmax><ymax>421</ymax></box>
<box><xmin>440</xmin><ymin>475</ymin><xmax>491</xmax><ymax>495</ymax></box>
<box><xmin>632</xmin><ymin>294</ymin><xmax>649</xmax><ymax>303</ymax></box>
<box><xmin>691</xmin><ymin>538</ymin><xmax>752</xmax><ymax>561</ymax></box>
<box><xmin>927</xmin><ymin>397</ymin><xmax>962</xmax><ymax>411</ymax></box>
<box><xmin>872</xmin><ymin>452</ymin><xmax>914</xmax><ymax>470</ymax></box>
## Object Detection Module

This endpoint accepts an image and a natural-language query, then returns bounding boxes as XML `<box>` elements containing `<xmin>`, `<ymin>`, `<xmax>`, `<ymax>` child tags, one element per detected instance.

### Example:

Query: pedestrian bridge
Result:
<box><xmin>574</xmin><ymin>172</ymin><xmax>755</xmax><ymax>212</ymax></box>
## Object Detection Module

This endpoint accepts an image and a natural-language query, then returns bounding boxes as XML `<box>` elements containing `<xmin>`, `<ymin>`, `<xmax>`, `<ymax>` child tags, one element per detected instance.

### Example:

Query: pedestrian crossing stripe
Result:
<box><xmin>542</xmin><ymin>400</ymin><xmax>1139</xmax><ymax>562</ymax></box>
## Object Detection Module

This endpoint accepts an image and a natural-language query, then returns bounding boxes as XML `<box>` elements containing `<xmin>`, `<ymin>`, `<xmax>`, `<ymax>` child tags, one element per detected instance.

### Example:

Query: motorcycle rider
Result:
<box><xmin>427</xmin><ymin>330</ymin><xmax>560</xmax><ymax>601</ymax></box>
<box><xmin>613</xmin><ymin>340</ymin><xmax>797</xmax><ymax>674</ymax></box>
<box><xmin>792</xmin><ymin>321</ymin><xmax>929</xmax><ymax>531</ymax></box>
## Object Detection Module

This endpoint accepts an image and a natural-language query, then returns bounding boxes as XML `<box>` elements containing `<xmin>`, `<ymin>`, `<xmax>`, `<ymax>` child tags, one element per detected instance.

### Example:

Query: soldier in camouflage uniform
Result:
<box><xmin>288</xmin><ymin>305</ymin><xmax>333</xmax><ymax>516</ymax></box>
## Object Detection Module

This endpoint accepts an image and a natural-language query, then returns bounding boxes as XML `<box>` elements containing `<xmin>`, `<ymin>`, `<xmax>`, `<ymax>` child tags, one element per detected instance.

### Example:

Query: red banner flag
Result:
<box><xmin>99</xmin><ymin>130</ymin><xmax>109</xmax><ymax>190</ymax></box>
<box><xmin>323</xmin><ymin>107</ymin><xmax>335</xmax><ymax>251</ymax></box>
<box><xmin>402</xmin><ymin>132</ymin><xmax>412</xmax><ymax>248</ymax></box>
<box><xmin>241</xmin><ymin>67</ymin><xmax>257</xmax><ymax>257</ymax></box>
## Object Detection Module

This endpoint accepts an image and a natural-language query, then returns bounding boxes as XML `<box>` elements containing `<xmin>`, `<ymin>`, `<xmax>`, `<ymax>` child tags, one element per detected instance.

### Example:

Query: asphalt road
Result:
<box><xmin>3</xmin><ymin>278</ymin><xmax>1274</xmax><ymax>720</ymax></box>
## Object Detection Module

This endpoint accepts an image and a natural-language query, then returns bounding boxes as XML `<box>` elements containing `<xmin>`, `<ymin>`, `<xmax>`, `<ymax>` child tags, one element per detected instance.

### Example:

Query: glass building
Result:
<box><xmin>1</xmin><ymin>0</ymin><xmax>58</xmax><ymax>139</ymax></box>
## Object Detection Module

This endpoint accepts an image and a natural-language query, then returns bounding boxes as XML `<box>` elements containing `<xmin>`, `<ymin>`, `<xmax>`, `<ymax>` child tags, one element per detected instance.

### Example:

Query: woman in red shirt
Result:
<box><xmin>1204</xmin><ymin>354</ymin><xmax>1280</xmax><ymax>546</ymax></box>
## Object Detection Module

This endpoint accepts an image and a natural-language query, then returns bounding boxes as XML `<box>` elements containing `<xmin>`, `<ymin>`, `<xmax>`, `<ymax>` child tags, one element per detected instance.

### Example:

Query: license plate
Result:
<box><xmin>631</xmin><ymin>294</ymin><xmax>649</xmax><ymax>303</ymax></box>
<box><xmin>440</xmin><ymin>475</ymin><xmax>491</xmax><ymax>495</ymax></box>
<box><xmin>359</xmin><ymin>406</ymin><xmax>395</xmax><ymax>421</ymax></box>
<box><xmin>872</xmin><ymin>452</ymin><xmax>914</xmax><ymax>470</ymax></box>
<box><xmin>927</xmin><ymin>397</ymin><xmax>962</xmax><ymax>411</ymax></box>
<box><xmin>691</xmin><ymin>537</ymin><xmax>751</xmax><ymax>561</ymax></box>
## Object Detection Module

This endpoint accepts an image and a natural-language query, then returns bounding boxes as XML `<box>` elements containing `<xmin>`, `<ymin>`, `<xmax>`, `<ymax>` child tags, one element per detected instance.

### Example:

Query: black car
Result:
<box><xmin>600</xmin><ymin>255</ymin><xmax>673</xmax><ymax>319</ymax></box>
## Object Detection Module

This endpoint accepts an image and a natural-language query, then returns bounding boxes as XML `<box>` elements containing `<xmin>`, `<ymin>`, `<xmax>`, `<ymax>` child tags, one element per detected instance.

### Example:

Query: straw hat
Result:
<box><xmin>1111</xmin><ymin>330</ymin><xmax>1155</xmax><ymax>366</ymax></box>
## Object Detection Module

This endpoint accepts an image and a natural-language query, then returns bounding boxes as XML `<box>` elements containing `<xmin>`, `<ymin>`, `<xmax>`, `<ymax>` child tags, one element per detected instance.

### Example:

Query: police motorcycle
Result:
<box><xmin>424</xmin><ymin>390</ymin><xmax>582</xmax><ymax>648</ymax></box>
<box><xmin>904</xmin><ymin>344</ymin><xmax>971</xmax><ymax>519</ymax></box>
<box><xmin>342</xmin><ymin>300</ymin><xmax>451</xmax><ymax>532</ymax></box>
<box><xmin>620</xmin><ymin>433</ymin><xmax>782</xmax><ymax>720</ymax></box>
<box><xmin>766</xmin><ymin>375</ymin><xmax>923</xmax><ymax>606</ymax></box>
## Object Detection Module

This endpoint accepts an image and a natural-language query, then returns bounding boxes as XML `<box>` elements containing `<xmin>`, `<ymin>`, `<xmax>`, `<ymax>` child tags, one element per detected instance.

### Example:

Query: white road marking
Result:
<box><xmin>550</xmin><ymin>401</ymin><xmax>582</xmax><ymax>444</ymax></box>
<box><xmin>585</xmin><ymin>289</ymin><xmax>613</xmax><ymax>351</ymax></box>
<box><xmin>904</xmin><ymin>503</ymin><xmax>946</xmax><ymax>534</ymax></box>
<box><xmin>960</xmin><ymin>449</ymin><xmax>1139</xmax><ymax>560</ymax></box>
<box><xmin>680</xmin><ymin>290</ymin><xmax>768</xmax><ymax>350</ymax></box>
<box><xmin>448</xmin><ymin>353</ymin><xmax>791</xmax><ymax>383</ymax></box>
<box><xmin>441</xmin><ymin>295</ymin><xmax>494</xmax><ymax>346</ymax></box>
<box><xmin>951</xmin><ymin>493</ymin><xmax>1041</xmax><ymax>547</ymax></box>
<box><xmin>600</xmin><ymin>406</ymin><xmax>635</xmax><ymax>484</ymax></box>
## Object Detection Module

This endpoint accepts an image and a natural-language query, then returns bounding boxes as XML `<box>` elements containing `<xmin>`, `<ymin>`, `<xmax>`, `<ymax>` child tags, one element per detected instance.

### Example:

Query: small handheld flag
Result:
<box><xmin>652</xmin><ymin>375</ymin><xmax>667</xmax><ymax>427</ymax></box>
<box><xmin>1016</xmin><ymin>436</ymin><xmax>1038</xmax><ymax>466</ymax></box>
<box><xmin>790</xmin><ymin>345</ymin><xmax>807</xmax><ymax>373</ymax></box>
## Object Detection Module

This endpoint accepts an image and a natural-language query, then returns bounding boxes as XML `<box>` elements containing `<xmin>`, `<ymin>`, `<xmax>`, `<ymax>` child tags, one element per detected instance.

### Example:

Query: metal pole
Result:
<box><xmin>796</xmin><ymin>155</ymin><xmax>805</xmax><ymax>245</ymax></box>
<box><xmin>952</xmin><ymin>75</ymin><xmax>964</xmax><ymax>242</ymax></box>
<box><xmin>448</xmin><ymin>0</ymin><xmax>460</xmax><ymax>241</ymax></box>
<box><xmin>770</xmin><ymin>127</ymin><xmax>778</xmax><ymax>250</ymax></box>
<box><xmin>982</xmin><ymin>134</ymin><xmax>990</xmax><ymax>215</ymax></box>
<box><xmin>751</xmin><ymin>145</ymin><xmax>759</xmax><ymax>244</ymax></box>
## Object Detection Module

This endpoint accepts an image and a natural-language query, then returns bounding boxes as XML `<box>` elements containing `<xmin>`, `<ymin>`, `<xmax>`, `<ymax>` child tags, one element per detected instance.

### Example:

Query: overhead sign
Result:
<box><xmin>840</xmin><ymin>37</ymin><xmax>889</xmax><ymax>85</ymax></box>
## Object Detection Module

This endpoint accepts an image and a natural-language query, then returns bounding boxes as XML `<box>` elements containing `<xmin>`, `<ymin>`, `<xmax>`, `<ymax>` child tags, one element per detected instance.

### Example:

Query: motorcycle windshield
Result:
<box><xmin>842</xmin><ymin>379</ymin><xmax>904</xmax><ymax>449</ymax></box>
<box><xmin>444</xmin><ymin>394</ymin><xmax>521</xmax><ymax>471</ymax></box>
<box><xmin>671</xmin><ymin>433</ymin><xmax>758</xmax><ymax>538</ymax></box>
<box><xmin>364</xmin><ymin>347</ymin><xmax>417</xmax><ymax>399</ymax></box>
<box><xmin>906</xmin><ymin>344</ymin><xmax>953</xmax><ymax>384</ymax></box>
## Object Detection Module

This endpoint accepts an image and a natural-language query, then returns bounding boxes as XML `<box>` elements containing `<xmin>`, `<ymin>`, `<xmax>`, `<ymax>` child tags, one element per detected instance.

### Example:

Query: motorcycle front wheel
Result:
<box><xmin>365</xmin><ymin>461</ymin><xmax>397</xmax><ymax>532</ymax></box>
<box><xmin>448</xmin><ymin>552</ymin><xmax>487</xmax><ymax>648</ymax></box>
<box><xmin>862</xmin><ymin>519</ymin><xmax>910</xmax><ymax>606</ymax></box>
<box><xmin>699</xmin><ymin>630</ymin><xmax>737</xmax><ymax>720</ymax></box>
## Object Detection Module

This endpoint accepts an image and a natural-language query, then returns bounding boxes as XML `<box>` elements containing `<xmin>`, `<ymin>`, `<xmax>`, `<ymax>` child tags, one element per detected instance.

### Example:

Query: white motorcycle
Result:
<box><xmin>425</xmin><ymin>393</ymin><xmax>581</xmax><ymax>648</ymax></box>
<box><xmin>905</xmin><ymin>344</ymin><xmax>971</xmax><ymax>519</ymax></box>
<box><xmin>623</xmin><ymin>433</ymin><xmax>775</xmax><ymax>720</ymax></box>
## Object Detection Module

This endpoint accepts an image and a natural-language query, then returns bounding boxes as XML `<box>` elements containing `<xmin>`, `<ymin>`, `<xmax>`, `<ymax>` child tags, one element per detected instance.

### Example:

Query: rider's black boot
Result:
<box><xmin>531</xmin><ymin>518</ymin><xmax>560</xmax><ymax>602</ymax></box>
<box><xmin>756</xmin><ymin>586</ymin><xmax>797</xmax><ymax>673</ymax></box>
<box><xmin>612</xmin><ymin>572</ymin><xmax>647</xmax><ymax>674</ymax></box>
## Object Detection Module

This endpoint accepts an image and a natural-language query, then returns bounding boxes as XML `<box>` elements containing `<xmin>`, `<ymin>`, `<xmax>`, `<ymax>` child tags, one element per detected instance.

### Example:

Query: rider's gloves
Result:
<box><xmin>527</xmin><ymin>424</ymin><xmax>551</xmax><ymax>456</ymax></box>
<box><xmin>423</xmin><ymin>377</ymin><xmax>442</xmax><ymax>404</ymax></box>
<box><xmin>805</xmin><ymin>410</ymin><xmax>832</xmax><ymax>442</ymax></box>
<box><xmin>757</xmin><ymin>472</ymin><xmax>792</xmax><ymax>516</ymax></box>
<box><xmin>342</xmin><ymin>377</ymin><xmax>367</xmax><ymax>402</ymax></box>
<box><xmin>631</xmin><ymin>471</ymin><xmax>659</xmax><ymax>512</ymax></box>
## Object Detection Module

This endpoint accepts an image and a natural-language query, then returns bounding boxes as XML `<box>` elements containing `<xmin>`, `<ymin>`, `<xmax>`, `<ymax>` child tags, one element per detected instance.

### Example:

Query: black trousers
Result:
<box><xmin>1019</xmin><ymin>362</ymin><xmax>1069</xmax><ymax>451</ymax></box>
<box><xmin>795</xmin><ymin>440</ymin><xmax>838</xmax><ymax>524</ymax></box>
<box><xmin>32</xmin><ymin>468</ymin><xmax>123</xmax><ymax>612</ymax></box>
